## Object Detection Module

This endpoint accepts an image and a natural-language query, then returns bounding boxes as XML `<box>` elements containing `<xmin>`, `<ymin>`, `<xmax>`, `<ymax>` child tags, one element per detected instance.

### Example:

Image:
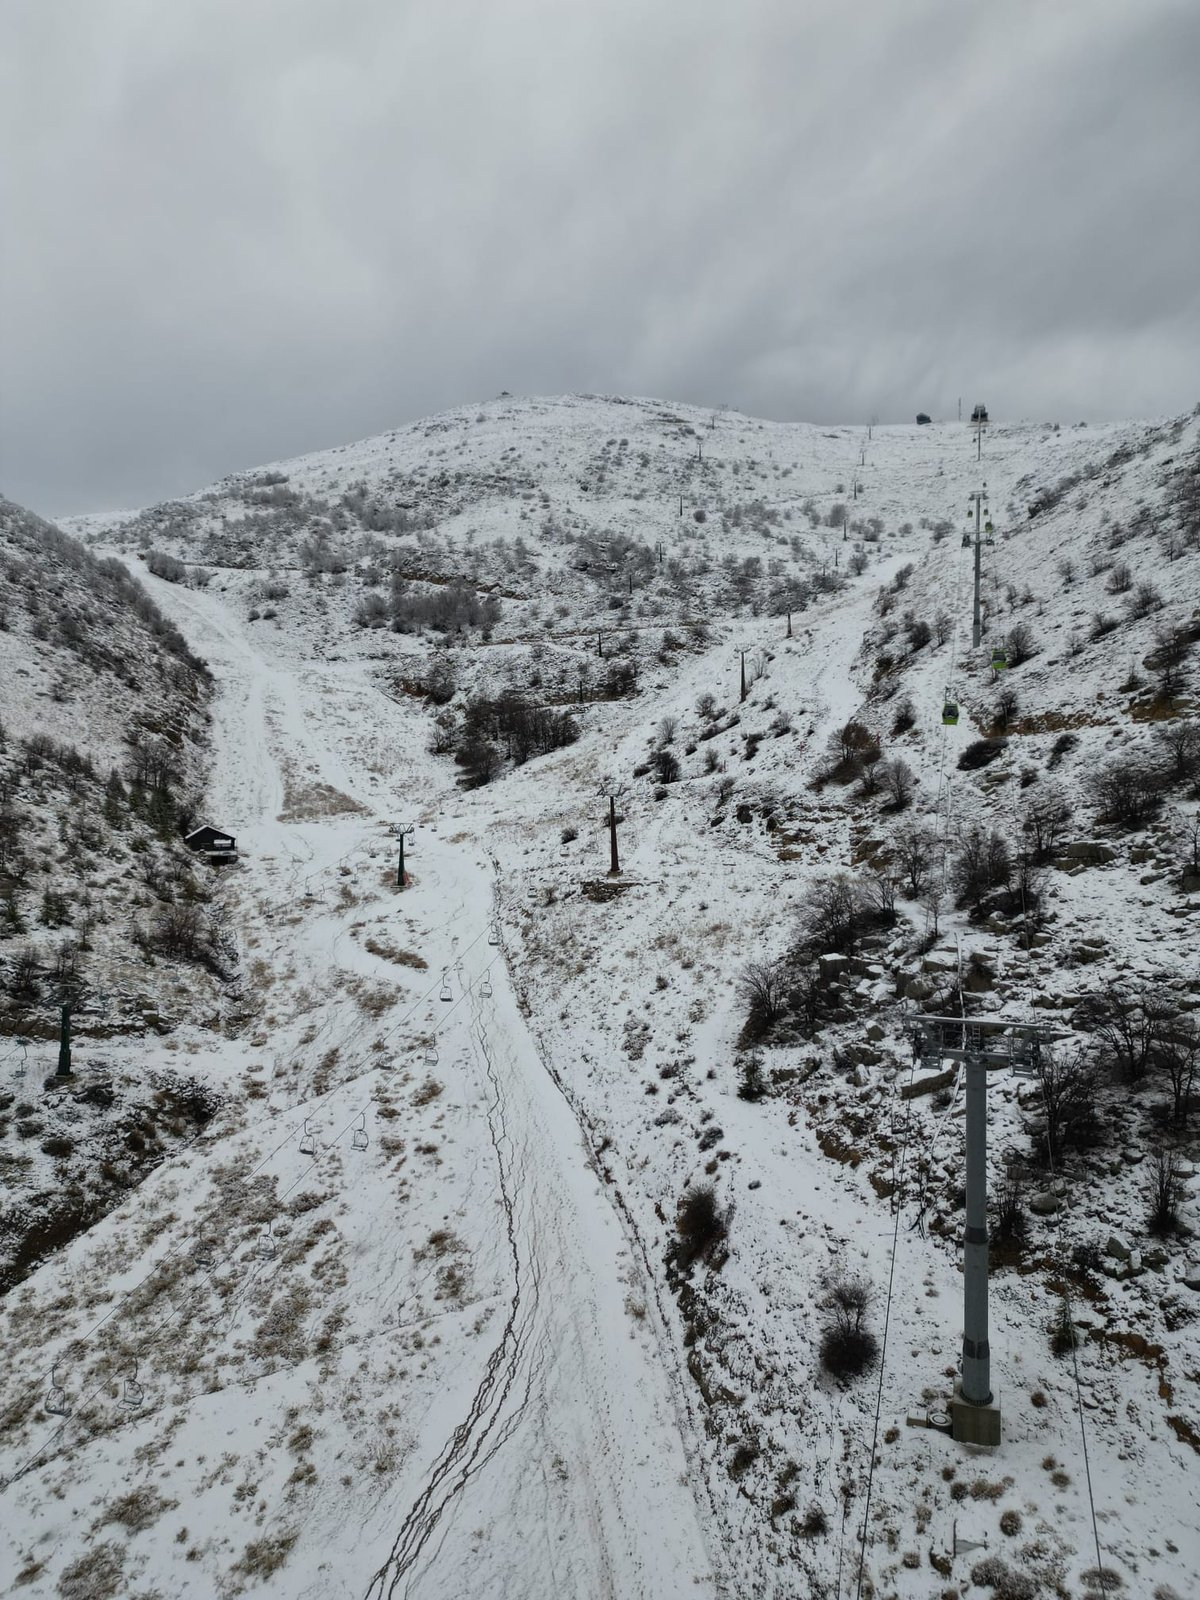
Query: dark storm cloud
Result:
<box><xmin>2</xmin><ymin>0</ymin><xmax>1197</xmax><ymax>516</ymax></box>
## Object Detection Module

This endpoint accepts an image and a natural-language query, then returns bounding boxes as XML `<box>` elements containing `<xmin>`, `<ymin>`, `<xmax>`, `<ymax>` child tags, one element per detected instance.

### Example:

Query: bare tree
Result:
<box><xmin>737</xmin><ymin>960</ymin><xmax>788</xmax><ymax>1038</ymax></box>
<box><xmin>879</xmin><ymin>757</ymin><xmax>915</xmax><ymax>811</ymax></box>
<box><xmin>1155</xmin><ymin>1013</ymin><xmax>1200</xmax><ymax>1128</ymax></box>
<box><xmin>1154</xmin><ymin>718</ymin><xmax>1199</xmax><ymax>782</ymax></box>
<box><xmin>951</xmin><ymin>825</ymin><xmax>1011</xmax><ymax>907</ymax></box>
<box><xmin>1087</xmin><ymin>755</ymin><xmax>1167</xmax><ymax>829</ymax></box>
<box><xmin>892</xmin><ymin>824</ymin><xmax>937</xmax><ymax>898</ymax></box>
<box><xmin>1147</xmin><ymin>1149</ymin><xmax>1184</xmax><ymax>1235</ymax></box>
<box><xmin>1150</xmin><ymin>620</ymin><xmax>1192</xmax><ymax>697</ymax></box>
<box><xmin>861</xmin><ymin>871</ymin><xmax>900</xmax><ymax>925</ymax></box>
<box><xmin>1005</xmin><ymin>622</ymin><xmax>1038</xmax><ymax>667</ymax></box>
<box><xmin>1021</xmin><ymin>782</ymin><xmax>1074</xmax><ymax>863</ymax></box>
<box><xmin>1036</xmin><ymin>1049</ymin><xmax>1098</xmax><ymax>1164</ymax></box>
<box><xmin>994</xmin><ymin>682</ymin><xmax>1020</xmax><ymax>733</ymax></box>
<box><xmin>797</xmin><ymin>875</ymin><xmax>863</xmax><ymax>953</ymax></box>
<box><xmin>1074</xmin><ymin>985</ymin><xmax>1176</xmax><ymax>1082</ymax></box>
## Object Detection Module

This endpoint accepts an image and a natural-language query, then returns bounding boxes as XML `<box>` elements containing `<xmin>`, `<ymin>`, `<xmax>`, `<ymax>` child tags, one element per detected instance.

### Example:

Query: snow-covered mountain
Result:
<box><xmin>3</xmin><ymin>396</ymin><xmax>1198</xmax><ymax>1599</ymax></box>
<box><xmin>0</xmin><ymin>500</ymin><xmax>222</xmax><ymax>1297</ymax></box>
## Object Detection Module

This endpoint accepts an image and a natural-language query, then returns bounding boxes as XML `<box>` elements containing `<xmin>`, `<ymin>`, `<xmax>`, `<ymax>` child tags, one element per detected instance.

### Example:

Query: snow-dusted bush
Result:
<box><xmin>958</xmin><ymin>737</ymin><xmax>1007</xmax><ymax>772</ymax></box>
<box><xmin>1087</xmin><ymin>754</ymin><xmax>1167</xmax><ymax>829</ymax></box>
<box><xmin>674</xmin><ymin>1184</ymin><xmax>730</xmax><ymax>1271</ymax></box>
<box><xmin>818</xmin><ymin>1273</ymin><xmax>877</xmax><ymax>1379</ymax></box>
<box><xmin>951</xmin><ymin>825</ymin><xmax>1011</xmax><ymax>907</ymax></box>
<box><xmin>737</xmin><ymin>960</ymin><xmax>788</xmax><ymax>1039</ymax></box>
<box><xmin>146</xmin><ymin>549</ymin><xmax>187</xmax><ymax>583</ymax></box>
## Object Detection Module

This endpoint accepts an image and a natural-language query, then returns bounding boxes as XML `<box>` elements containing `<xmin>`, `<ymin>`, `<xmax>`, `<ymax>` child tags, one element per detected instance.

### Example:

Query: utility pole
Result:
<box><xmin>56</xmin><ymin>1003</ymin><xmax>72</xmax><ymax>1078</ymax></box>
<box><xmin>967</xmin><ymin>484</ymin><xmax>988</xmax><ymax>648</ymax></box>
<box><xmin>739</xmin><ymin>650</ymin><xmax>748</xmax><ymax>703</ymax></box>
<box><xmin>679</xmin><ymin>495</ymin><xmax>683</xmax><ymax>517</ymax></box>
<box><xmin>975</xmin><ymin>415</ymin><xmax>984</xmax><ymax>462</ymax></box>
<box><xmin>786</xmin><ymin>611</ymin><xmax>792</xmax><ymax>639</ymax></box>
<box><xmin>911</xmin><ymin>1016</ymin><xmax>1067</xmax><ymax>1446</ymax></box>
<box><xmin>607</xmin><ymin>795</ymin><xmax>620</xmax><ymax>876</ymax></box>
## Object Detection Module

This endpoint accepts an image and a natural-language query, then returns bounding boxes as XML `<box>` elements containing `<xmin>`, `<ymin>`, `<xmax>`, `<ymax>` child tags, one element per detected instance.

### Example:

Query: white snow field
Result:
<box><xmin>2</xmin><ymin>395</ymin><xmax>1198</xmax><ymax>1598</ymax></box>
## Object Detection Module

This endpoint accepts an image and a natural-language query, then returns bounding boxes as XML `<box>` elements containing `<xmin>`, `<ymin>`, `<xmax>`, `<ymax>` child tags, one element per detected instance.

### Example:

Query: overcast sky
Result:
<box><xmin>3</xmin><ymin>0</ymin><xmax>1198</xmax><ymax>518</ymax></box>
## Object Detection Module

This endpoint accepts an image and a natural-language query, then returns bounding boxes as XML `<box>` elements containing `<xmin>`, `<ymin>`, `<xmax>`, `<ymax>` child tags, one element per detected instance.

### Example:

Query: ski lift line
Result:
<box><xmin>1010</xmin><ymin>819</ymin><xmax>1108</xmax><ymax>1585</ymax></box>
<box><xmin>1034</xmin><ymin>1090</ymin><xmax>1109</xmax><ymax>1587</ymax></box>
<box><xmin>854</xmin><ymin>1046</ymin><xmax>919</xmax><ymax>1599</ymax></box>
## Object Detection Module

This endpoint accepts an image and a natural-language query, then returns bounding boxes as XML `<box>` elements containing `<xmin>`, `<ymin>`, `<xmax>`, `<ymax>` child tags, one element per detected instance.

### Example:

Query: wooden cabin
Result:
<box><xmin>184</xmin><ymin>825</ymin><xmax>237</xmax><ymax>862</ymax></box>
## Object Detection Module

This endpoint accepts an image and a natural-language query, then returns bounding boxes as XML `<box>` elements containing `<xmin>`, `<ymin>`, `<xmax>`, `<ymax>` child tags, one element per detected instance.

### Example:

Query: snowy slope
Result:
<box><xmin>3</xmin><ymin>398</ymin><xmax>1197</xmax><ymax>1599</ymax></box>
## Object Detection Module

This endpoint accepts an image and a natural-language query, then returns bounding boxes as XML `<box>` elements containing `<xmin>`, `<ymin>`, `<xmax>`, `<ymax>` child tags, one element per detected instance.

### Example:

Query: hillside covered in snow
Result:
<box><xmin>2</xmin><ymin>395</ymin><xmax>1199</xmax><ymax>1599</ymax></box>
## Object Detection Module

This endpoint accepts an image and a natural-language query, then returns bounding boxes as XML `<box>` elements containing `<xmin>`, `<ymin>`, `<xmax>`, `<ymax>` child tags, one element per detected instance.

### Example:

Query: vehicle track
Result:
<box><xmin>364</xmin><ymin>1020</ymin><xmax>539</xmax><ymax>1600</ymax></box>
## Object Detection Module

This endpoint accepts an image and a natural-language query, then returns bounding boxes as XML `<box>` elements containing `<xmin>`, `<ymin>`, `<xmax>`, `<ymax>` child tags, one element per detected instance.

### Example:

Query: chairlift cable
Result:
<box><xmin>854</xmin><ymin>1047</ymin><xmax>919</xmax><ymax>1597</ymax></box>
<box><xmin>1011</xmin><ymin>789</ymin><xmax>1108</xmax><ymax>1587</ymax></box>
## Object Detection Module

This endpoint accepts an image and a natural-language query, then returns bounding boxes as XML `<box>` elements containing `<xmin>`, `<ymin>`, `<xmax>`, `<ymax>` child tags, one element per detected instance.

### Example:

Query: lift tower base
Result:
<box><xmin>950</xmin><ymin>1382</ymin><xmax>1002</xmax><ymax>1447</ymax></box>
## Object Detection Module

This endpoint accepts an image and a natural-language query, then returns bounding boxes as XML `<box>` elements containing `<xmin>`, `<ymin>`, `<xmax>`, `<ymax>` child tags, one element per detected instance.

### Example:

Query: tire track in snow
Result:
<box><xmin>365</xmin><ymin>1019</ymin><xmax>541</xmax><ymax>1600</ymax></box>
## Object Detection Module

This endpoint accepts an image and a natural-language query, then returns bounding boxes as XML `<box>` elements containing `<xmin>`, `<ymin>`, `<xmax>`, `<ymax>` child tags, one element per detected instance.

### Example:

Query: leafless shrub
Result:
<box><xmin>1021</xmin><ymin>783</ymin><xmax>1073</xmax><ymax>862</ymax></box>
<box><xmin>819</xmin><ymin>1273</ymin><xmax>877</xmax><ymax>1379</ymax></box>
<box><xmin>892</xmin><ymin>824</ymin><xmax>936</xmax><ymax>897</ymax></box>
<box><xmin>951</xmin><ymin>826</ymin><xmax>1011</xmax><ymax>907</ymax></box>
<box><xmin>1005</xmin><ymin>622</ymin><xmax>1038</xmax><ymax>666</ymax></box>
<box><xmin>1147</xmin><ymin>1149</ymin><xmax>1184</xmax><ymax>1236</ymax></box>
<box><xmin>1123</xmin><ymin>580</ymin><xmax>1163</xmax><ymax>622</ymax></box>
<box><xmin>1154</xmin><ymin>718</ymin><xmax>1199</xmax><ymax>783</ymax></box>
<box><xmin>737</xmin><ymin>960</ymin><xmax>788</xmax><ymax>1038</ymax></box>
<box><xmin>796</xmin><ymin>874</ymin><xmax>863</xmax><ymax>954</ymax></box>
<box><xmin>1073</xmin><ymin>986</ymin><xmax>1175</xmax><ymax>1083</ymax></box>
<box><xmin>1086</xmin><ymin>754</ymin><xmax>1167</xmax><ymax>829</ymax></box>
<box><xmin>674</xmin><ymin>1184</ymin><xmax>731</xmax><ymax>1271</ymax></box>
<box><xmin>879</xmin><ymin>756</ymin><xmax>914</xmax><ymax>811</ymax></box>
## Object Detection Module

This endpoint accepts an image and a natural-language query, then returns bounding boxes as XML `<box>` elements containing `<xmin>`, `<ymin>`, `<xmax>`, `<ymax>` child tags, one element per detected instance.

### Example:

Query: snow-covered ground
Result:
<box><xmin>4</xmin><ymin>396</ymin><xmax>1198</xmax><ymax>1598</ymax></box>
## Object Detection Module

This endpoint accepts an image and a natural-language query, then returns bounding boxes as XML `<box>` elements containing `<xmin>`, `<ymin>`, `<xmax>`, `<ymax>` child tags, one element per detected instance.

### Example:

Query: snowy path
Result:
<box><xmin>117</xmin><ymin>576</ymin><xmax>719</xmax><ymax>1598</ymax></box>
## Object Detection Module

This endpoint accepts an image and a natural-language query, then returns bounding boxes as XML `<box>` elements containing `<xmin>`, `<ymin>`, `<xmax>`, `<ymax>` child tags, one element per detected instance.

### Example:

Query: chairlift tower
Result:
<box><xmin>966</xmin><ymin>486</ymin><xmax>989</xmax><ymax>648</ymax></box>
<box><xmin>911</xmin><ymin>1016</ymin><xmax>1069</xmax><ymax>1446</ymax></box>
<box><xmin>396</xmin><ymin>824</ymin><xmax>415</xmax><ymax>889</ymax></box>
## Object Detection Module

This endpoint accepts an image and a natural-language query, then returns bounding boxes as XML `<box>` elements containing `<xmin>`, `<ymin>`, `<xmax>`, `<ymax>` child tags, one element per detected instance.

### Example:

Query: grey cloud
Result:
<box><xmin>2</xmin><ymin>0</ymin><xmax>1197</xmax><ymax>516</ymax></box>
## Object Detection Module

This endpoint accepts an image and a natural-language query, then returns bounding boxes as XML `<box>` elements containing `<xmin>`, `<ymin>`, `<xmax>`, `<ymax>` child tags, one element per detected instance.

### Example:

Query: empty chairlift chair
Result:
<box><xmin>439</xmin><ymin>972</ymin><xmax>453</xmax><ymax>1002</ymax></box>
<box><xmin>299</xmin><ymin>1117</ymin><xmax>317</xmax><ymax>1157</ymax></box>
<box><xmin>45</xmin><ymin>1364</ymin><xmax>71</xmax><ymax>1418</ymax></box>
<box><xmin>123</xmin><ymin>1360</ymin><xmax>144</xmax><ymax>1410</ymax></box>
<box><xmin>351</xmin><ymin>1113</ymin><xmax>368</xmax><ymax>1151</ymax></box>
